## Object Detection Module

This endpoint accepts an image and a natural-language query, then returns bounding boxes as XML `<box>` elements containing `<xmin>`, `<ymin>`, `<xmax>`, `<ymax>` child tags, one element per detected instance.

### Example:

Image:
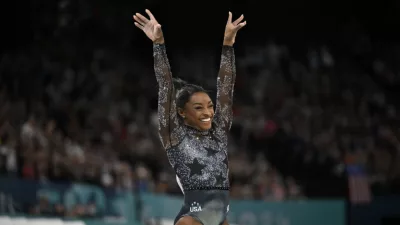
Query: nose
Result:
<box><xmin>204</xmin><ymin>108</ymin><xmax>213</xmax><ymax>117</ymax></box>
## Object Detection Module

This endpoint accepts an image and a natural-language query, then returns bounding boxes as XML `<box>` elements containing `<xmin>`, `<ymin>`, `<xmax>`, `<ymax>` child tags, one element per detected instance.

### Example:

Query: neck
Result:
<box><xmin>184</xmin><ymin>123</ymin><xmax>209</xmax><ymax>135</ymax></box>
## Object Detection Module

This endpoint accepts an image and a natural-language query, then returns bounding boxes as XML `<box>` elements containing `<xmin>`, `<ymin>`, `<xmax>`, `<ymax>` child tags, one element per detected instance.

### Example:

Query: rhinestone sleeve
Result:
<box><xmin>214</xmin><ymin>46</ymin><xmax>236</xmax><ymax>136</ymax></box>
<box><xmin>153</xmin><ymin>44</ymin><xmax>182</xmax><ymax>149</ymax></box>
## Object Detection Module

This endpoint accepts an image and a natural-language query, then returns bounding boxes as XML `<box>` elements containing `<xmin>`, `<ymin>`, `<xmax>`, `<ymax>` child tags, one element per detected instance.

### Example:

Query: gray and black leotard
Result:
<box><xmin>154</xmin><ymin>43</ymin><xmax>236</xmax><ymax>191</ymax></box>
<box><xmin>153</xmin><ymin>43</ymin><xmax>236</xmax><ymax>225</ymax></box>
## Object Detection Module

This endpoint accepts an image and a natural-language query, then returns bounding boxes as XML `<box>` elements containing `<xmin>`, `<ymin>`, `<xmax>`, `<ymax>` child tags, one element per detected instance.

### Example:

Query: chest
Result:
<box><xmin>177</xmin><ymin>134</ymin><xmax>226</xmax><ymax>161</ymax></box>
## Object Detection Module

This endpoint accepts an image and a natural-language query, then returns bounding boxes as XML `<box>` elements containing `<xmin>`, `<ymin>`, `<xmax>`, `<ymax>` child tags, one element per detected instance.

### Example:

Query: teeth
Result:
<box><xmin>201</xmin><ymin>118</ymin><xmax>211</xmax><ymax>122</ymax></box>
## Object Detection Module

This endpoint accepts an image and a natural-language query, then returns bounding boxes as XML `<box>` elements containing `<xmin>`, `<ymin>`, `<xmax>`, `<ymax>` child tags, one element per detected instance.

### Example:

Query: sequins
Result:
<box><xmin>154</xmin><ymin>44</ymin><xmax>235</xmax><ymax>191</ymax></box>
<box><xmin>154</xmin><ymin>44</ymin><xmax>181</xmax><ymax>149</ymax></box>
<box><xmin>166</xmin><ymin>132</ymin><xmax>229</xmax><ymax>190</ymax></box>
<box><xmin>215</xmin><ymin>46</ymin><xmax>235</xmax><ymax>132</ymax></box>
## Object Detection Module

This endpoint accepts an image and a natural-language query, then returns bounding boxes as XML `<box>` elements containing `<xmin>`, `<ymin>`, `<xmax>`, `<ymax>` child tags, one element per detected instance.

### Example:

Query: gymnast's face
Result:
<box><xmin>179</xmin><ymin>92</ymin><xmax>214</xmax><ymax>131</ymax></box>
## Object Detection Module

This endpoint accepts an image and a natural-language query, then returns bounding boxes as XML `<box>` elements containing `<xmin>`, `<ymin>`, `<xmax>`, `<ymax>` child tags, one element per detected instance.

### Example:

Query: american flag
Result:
<box><xmin>347</xmin><ymin>165</ymin><xmax>372</xmax><ymax>204</ymax></box>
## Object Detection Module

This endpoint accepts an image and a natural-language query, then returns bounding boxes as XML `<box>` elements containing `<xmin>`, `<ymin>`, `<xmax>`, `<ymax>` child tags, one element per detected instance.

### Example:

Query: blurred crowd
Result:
<box><xmin>1</xmin><ymin>2</ymin><xmax>400</xmax><ymax>216</ymax></box>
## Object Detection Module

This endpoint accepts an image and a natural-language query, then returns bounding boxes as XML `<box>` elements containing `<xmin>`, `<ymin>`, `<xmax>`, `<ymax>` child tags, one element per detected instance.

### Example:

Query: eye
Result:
<box><xmin>208</xmin><ymin>105</ymin><xmax>214</xmax><ymax>108</ymax></box>
<box><xmin>195</xmin><ymin>107</ymin><xmax>203</xmax><ymax>110</ymax></box>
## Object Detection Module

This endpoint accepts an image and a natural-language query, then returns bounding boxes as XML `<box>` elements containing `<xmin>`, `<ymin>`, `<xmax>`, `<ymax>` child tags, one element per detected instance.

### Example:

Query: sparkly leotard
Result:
<box><xmin>153</xmin><ymin>43</ymin><xmax>236</xmax><ymax>192</ymax></box>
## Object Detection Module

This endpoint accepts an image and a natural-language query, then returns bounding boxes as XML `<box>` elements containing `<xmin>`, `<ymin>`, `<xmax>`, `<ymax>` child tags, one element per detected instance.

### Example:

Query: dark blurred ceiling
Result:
<box><xmin>3</xmin><ymin>0</ymin><xmax>400</xmax><ymax>52</ymax></box>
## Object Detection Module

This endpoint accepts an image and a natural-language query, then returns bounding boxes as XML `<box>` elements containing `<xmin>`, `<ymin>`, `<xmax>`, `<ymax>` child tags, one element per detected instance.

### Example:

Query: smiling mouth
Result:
<box><xmin>200</xmin><ymin>118</ymin><xmax>211</xmax><ymax>122</ymax></box>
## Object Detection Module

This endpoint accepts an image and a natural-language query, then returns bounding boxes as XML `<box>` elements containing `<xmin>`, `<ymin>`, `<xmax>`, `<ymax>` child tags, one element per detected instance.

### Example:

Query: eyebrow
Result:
<box><xmin>192</xmin><ymin>101</ymin><xmax>213</xmax><ymax>106</ymax></box>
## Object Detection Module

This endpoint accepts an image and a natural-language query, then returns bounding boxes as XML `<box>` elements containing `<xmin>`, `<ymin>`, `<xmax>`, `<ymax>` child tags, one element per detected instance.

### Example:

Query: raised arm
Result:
<box><xmin>154</xmin><ymin>44</ymin><xmax>181</xmax><ymax>149</ymax></box>
<box><xmin>134</xmin><ymin>10</ymin><xmax>180</xmax><ymax>149</ymax></box>
<box><xmin>214</xmin><ymin>12</ymin><xmax>246</xmax><ymax>133</ymax></box>
<box><xmin>215</xmin><ymin>46</ymin><xmax>236</xmax><ymax>132</ymax></box>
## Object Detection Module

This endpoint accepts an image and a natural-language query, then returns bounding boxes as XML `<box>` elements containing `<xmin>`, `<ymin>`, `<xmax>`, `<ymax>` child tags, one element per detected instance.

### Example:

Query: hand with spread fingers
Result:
<box><xmin>223</xmin><ymin>12</ymin><xmax>246</xmax><ymax>46</ymax></box>
<box><xmin>133</xmin><ymin>9</ymin><xmax>164</xmax><ymax>44</ymax></box>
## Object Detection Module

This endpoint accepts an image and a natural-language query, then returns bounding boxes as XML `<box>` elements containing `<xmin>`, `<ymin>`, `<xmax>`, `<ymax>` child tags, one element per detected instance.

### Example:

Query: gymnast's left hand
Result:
<box><xmin>223</xmin><ymin>12</ymin><xmax>246</xmax><ymax>46</ymax></box>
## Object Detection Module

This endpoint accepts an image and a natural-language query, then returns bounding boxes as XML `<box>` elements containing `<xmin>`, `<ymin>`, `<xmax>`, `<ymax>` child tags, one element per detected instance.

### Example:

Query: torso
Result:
<box><xmin>167</xmin><ymin>125</ymin><xmax>229</xmax><ymax>191</ymax></box>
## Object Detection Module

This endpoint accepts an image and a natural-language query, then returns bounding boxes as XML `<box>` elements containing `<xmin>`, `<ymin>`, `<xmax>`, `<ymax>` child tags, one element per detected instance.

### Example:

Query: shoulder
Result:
<box><xmin>169</xmin><ymin>125</ymin><xmax>187</xmax><ymax>148</ymax></box>
<box><xmin>211</xmin><ymin>121</ymin><xmax>228</xmax><ymax>141</ymax></box>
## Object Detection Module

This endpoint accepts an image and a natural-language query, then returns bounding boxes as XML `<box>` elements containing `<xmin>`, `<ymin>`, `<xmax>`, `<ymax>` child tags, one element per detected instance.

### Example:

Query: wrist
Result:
<box><xmin>223</xmin><ymin>38</ymin><xmax>234</xmax><ymax>46</ymax></box>
<box><xmin>153</xmin><ymin>37</ymin><xmax>165</xmax><ymax>44</ymax></box>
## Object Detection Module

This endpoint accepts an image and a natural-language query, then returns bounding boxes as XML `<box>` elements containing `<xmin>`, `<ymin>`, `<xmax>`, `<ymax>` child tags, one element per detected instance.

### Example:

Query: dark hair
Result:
<box><xmin>173</xmin><ymin>78</ymin><xmax>207</xmax><ymax>109</ymax></box>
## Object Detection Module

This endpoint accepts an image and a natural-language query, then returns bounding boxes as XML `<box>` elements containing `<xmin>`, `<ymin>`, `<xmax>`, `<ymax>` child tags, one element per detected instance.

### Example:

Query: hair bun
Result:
<box><xmin>171</xmin><ymin>78</ymin><xmax>207</xmax><ymax>109</ymax></box>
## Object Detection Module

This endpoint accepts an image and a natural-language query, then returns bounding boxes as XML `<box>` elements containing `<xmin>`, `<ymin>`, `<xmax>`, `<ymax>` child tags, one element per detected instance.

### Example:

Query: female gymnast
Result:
<box><xmin>133</xmin><ymin>9</ymin><xmax>246</xmax><ymax>225</ymax></box>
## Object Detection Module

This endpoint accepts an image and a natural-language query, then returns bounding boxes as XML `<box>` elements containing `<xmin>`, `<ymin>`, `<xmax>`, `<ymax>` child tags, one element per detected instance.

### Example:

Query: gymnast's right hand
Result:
<box><xmin>133</xmin><ymin>9</ymin><xmax>164</xmax><ymax>44</ymax></box>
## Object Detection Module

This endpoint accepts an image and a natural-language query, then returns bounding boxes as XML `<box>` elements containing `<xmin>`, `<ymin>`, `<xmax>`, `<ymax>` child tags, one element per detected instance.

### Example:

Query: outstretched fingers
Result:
<box><xmin>134</xmin><ymin>21</ymin><xmax>144</xmax><ymax>30</ymax></box>
<box><xmin>136</xmin><ymin>13</ymin><xmax>149</xmax><ymax>24</ymax></box>
<box><xmin>227</xmin><ymin>11</ymin><xmax>232</xmax><ymax>24</ymax></box>
<box><xmin>233</xmin><ymin>14</ymin><xmax>244</xmax><ymax>26</ymax></box>
<box><xmin>236</xmin><ymin>21</ymin><xmax>246</xmax><ymax>30</ymax></box>
<box><xmin>227</xmin><ymin>12</ymin><xmax>246</xmax><ymax>30</ymax></box>
<box><xmin>133</xmin><ymin>13</ymin><xmax>147</xmax><ymax>26</ymax></box>
<box><xmin>145</xmin><ymin>9</ymin><xmax>157</xmax><ymax>22</ymax></box>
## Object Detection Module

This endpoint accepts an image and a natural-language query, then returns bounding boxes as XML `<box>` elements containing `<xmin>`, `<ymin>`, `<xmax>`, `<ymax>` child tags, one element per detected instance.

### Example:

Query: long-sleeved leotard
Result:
<box><xmin>214</xmin><ymin>46</ymin><xmax>236</xmax><ymax>140</ymax></box>
<box><xmin>153</xmin><ymin>43</ymin><xmax>182</xmax><ymax>150</ymax></box>
<box><xmin>154</xmin><ymin>43</ymin><xmax>236</xmax><ymax>191</ymax></box>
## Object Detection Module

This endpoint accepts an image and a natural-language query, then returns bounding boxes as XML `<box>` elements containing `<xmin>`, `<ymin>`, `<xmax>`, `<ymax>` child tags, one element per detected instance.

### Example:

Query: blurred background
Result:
<box><xmin>1</xmin><ymin>0</ymin><xmax>400</xmax><ymax>224</ymax></box>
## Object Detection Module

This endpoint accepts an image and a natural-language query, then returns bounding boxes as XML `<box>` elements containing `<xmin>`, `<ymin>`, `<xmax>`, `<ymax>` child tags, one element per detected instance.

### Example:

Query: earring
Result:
<box><xmin>182</xmin><ymin>116</ymin><xmax>185</xmax><ymax>119</ymax></box>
